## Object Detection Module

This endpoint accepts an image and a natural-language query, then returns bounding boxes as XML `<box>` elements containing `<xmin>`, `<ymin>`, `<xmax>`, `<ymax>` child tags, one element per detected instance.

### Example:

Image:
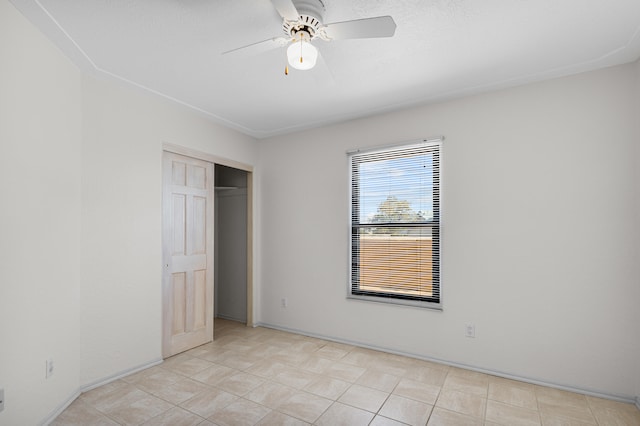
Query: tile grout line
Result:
<box><xmin>585</xmin><ymin>395</ymin><xmax>599</xmax><ymax>426</ymax></box>
<box><xmin>57</xmin><ymin>321</ymin><xmax>638</xmax><ymax>425</ymax></box>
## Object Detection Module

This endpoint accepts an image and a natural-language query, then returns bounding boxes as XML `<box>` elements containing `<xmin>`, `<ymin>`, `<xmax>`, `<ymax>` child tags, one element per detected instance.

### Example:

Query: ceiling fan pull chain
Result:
<box><xmin>299</xmin><ymin>34</ymin><xmax>304</xmax><ymax>64</ymax></box>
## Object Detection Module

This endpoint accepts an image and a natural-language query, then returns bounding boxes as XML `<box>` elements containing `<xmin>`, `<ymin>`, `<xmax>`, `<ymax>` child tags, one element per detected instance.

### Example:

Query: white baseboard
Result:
<box><xmin>40</xmin><ymin>357</ymin><xmax>163</xmax><ymax>425</ymax></box>
<box><xmin>79</xmin><ymin>357</ymin><xmax>163</xmax><ymax>393</ymax></box>
<box><xmin>216</xmin><ymin>313</ymin><xmax>246</xmax><ymax>323</ymax></box>
<box><xmin>39</xmin><ymin>390</ymin><xmax>81</xmax><ymax>426</ymax></box>
<box><xmin>257</xmin><ymin>322</ymin><xmax>637</xmax><ymax>405</ymax></box>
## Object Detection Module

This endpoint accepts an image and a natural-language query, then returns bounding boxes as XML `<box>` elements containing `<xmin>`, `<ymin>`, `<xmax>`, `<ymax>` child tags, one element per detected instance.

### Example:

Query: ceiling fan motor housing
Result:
<box><xmin>282</xmin><ymin>0</ymin><xmax>326</xmax><ymax>40</ymax></box>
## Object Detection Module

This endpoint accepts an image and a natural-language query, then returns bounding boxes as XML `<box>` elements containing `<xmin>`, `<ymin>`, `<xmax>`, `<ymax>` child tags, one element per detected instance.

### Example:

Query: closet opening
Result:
<box><xmin>214</xmin><ymin>164</ymin><xmax>249</xmax><ymax>325</ymax></box>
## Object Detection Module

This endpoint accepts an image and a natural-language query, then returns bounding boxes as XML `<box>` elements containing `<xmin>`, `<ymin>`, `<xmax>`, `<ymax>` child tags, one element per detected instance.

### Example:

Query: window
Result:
<box><xmin>349</xmin><ymin>139</ymin><xmax>441</xmax><ymax>307</ymax></box>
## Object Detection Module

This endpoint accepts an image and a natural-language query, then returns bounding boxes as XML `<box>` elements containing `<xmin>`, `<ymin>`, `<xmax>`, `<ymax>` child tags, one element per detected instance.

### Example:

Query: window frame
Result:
<box><xmin>348</xmin><ymin>138</ymin><xmax>442</xmax><ymax>310</ymax></box>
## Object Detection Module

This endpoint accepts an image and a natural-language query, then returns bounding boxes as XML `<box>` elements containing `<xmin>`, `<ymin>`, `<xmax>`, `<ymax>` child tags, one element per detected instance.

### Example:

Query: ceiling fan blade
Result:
<box><xmin>222</xmin><ymin>37</ymin><xmax>289</xmax><ymax>57</ymax></box>
<box><xmin>324</xmin><ymin>16</ymin><xmax>396</xmax><ymax>40</ymax></box>
<box><xmin>311</xmin><ymin>51</ymin><xmax>336</xmax><ymax>87</ymax></box>
<box><xmin>270</xmin><ymin>0</ymin><xmax>300</xmax><ymax>21</ymax></box>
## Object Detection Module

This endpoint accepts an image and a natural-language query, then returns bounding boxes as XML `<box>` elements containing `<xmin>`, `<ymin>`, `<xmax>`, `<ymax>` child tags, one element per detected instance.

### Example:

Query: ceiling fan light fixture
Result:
<box><xmin>287</xmin><ymin>38</ymin><xmax>318</xmax><ymax>70</ymax></box>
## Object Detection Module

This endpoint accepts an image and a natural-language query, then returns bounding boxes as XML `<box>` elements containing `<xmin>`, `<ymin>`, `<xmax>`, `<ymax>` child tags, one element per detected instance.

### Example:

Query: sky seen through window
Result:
<box><xmin>358</xmin><ymin>153</ymin><xmax>434</xmax><ymax>223</ymax></box>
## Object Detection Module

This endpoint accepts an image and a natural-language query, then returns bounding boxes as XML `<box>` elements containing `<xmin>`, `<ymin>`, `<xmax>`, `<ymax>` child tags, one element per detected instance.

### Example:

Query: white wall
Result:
<box><xmin>259</xmin><ymin>62</ymin><xmax>640</xmax><ymax>399</ymax></box>
<box><xmin>80</xmin><ymin>75</ymin><xmax>258</xmax><ymax>385</ymax></box>
<box><xmin>0</xmin><ymin>0</ymin><xmax>82</xmax><ymax>424</ymax></box>
<box><xmin>1</xmin><ymin>1</ymin><xmax>260</xmax><ymax>423</ymax></box>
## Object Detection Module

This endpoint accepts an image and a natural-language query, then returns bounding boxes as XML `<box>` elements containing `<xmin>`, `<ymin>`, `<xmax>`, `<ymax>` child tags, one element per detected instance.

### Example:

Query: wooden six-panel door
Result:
<box><xmin>162</xmin><ymin>152</ymin><xmax>214</xmax><ymax>358</ymax></box>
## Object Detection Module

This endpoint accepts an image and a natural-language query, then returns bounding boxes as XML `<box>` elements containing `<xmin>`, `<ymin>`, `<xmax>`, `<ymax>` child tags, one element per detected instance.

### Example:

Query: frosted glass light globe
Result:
<box><xmin>287</xmin><ymin>40</ymin><xmax>318</xmax><ymax>70</ymax></box>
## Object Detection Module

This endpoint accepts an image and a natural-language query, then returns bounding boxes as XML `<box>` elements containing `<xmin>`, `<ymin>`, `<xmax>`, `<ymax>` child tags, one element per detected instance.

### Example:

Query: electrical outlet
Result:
<box><xmin>465</xmin><ymin>324</ymin><xmax>476</xmax><ymax>338</ymax></box>
<box><xmin>0</xmin><ymin>388</ymin><xmax>4</xmax><ymax>412</ymax></box>
<box><xmin>281</xmin><ymin>297</ymin><xmax>288</xmax><ymax>308</ymax></box>
<box><xmin>46</xmin><ymin>359</ymin><xmax>54</xmax><ymax>378</ymax></box>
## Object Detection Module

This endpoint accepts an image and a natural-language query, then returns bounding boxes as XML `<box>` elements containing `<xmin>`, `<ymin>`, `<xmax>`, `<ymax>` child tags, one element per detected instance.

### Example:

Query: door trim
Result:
<box><xmin>164</xmin><ymin>143</ymin><xmax>253</xmax><ymax>173</ymax></box>
<box><xmin>162</xmin><ymin>143</ymin><xmax>255</xmax><ymax>328</ymax></box>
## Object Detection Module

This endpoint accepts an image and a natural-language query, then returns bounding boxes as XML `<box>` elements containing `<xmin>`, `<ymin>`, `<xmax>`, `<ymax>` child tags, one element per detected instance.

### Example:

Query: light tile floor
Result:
<box><xmin>53</xmin><ymin>319</ymin><xmax>640</xmax><ymax>426</ymax></box>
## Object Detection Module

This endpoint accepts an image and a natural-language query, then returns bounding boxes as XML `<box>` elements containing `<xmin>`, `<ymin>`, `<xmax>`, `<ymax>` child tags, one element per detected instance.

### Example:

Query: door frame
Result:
<box><xmin>162</xmin><ymin>143</ymin><xmax>255</xmax><ymax>333</ymax></box>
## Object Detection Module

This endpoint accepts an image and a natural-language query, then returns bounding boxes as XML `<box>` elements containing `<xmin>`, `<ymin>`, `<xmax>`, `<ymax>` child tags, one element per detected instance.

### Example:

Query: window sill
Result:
<box><xmin>347</xmin><ymin>294</ymin><xmax>442</xmax><ymax>311</ymax></box>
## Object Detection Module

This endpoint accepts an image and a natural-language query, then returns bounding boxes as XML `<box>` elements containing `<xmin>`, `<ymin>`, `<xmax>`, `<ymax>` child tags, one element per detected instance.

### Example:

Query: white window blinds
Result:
<box><xmin>349</xmin><ymin>139</ymin><xmax>441</xmax><ymax>306</ymax></box>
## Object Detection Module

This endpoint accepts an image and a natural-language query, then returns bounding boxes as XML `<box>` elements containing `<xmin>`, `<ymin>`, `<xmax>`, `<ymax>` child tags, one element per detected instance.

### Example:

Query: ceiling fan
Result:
<box><xmin>223</xmin><ymin>0</ymin><xmax>397</xmax><ymax>74</ymax></box>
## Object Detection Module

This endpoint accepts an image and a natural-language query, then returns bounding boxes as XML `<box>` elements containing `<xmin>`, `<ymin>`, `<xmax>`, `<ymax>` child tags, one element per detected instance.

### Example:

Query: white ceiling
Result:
<box><xmin>10</xmin><ymin>0</ymin><xmax>640</xmax><ymax>138</ymax></box>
